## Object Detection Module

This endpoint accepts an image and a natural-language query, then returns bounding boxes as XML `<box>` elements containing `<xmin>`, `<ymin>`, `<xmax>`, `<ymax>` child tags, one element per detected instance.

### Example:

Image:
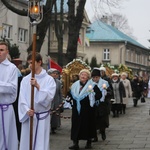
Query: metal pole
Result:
<box><xmin>29</xmin><ymin>24</ymin><xmax>37</xmax><ymax>150</ymax></box>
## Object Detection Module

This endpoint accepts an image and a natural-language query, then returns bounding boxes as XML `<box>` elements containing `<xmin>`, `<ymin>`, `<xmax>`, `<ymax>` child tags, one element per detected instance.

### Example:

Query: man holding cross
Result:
<box><xmin>18</xmin><ymin>53</ymin><xmax>56</xmax><ymax>150</ymax></box>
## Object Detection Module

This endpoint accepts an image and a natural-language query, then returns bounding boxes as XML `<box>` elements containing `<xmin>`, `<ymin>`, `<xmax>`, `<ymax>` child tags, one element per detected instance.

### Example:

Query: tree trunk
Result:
<box><xmin>66</xmin><ymin>0</ymin><xmax>86</xmax><ymax>63</ymax></box>
<box><xmin>54</xmin><ymin>0</ymin><xmax>64</xmax><ymax>67</ymax></box>
<box><xmin>1</xmin><ymin>0</ymin><xmax>57</xmax><ymax>53</ymax></box>
<box><xmin>2</xmin><ymin>0</ymin><xmax>87</xmax><ymax>63</ymax></box>
<box><xmin>27</xmin><ymin>0</ymin><xmax>57</xmax><ymax>53</ymax></box>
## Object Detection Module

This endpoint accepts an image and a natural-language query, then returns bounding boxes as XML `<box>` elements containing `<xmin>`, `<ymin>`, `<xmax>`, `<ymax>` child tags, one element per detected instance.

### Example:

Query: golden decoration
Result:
<box><xmin>61</xmin><ymin>59</ymin><xmax>91</xmax><ymax>97</ymax></box>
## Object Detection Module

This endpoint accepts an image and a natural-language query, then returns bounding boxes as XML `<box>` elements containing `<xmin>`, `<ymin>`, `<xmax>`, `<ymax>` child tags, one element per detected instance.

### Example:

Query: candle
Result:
<box><xmin>102</xmin><ymin>83</ymin><xmax>107</xmax><ymax>89</ymax></box>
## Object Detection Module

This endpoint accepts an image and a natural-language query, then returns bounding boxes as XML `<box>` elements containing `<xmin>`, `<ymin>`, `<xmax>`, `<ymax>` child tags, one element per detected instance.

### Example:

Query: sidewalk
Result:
<box><xmin>50</xmin><ymin>98</ymin><xmax>150</xmax><ymax>150</ymax></box>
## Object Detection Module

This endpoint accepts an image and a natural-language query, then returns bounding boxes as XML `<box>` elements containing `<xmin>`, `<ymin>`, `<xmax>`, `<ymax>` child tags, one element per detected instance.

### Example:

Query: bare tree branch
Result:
<box><xmin>90</xmin><ymin>0</ymin><xmax>125</xmax><ymax>22</ymax></box>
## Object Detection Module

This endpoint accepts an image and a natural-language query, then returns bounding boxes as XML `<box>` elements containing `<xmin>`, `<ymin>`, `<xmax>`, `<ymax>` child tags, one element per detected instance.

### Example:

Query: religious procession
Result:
<box><xmin>1</xmin><ymin>41</ymin><xmax>150</xmax><ymax>150</ymax></box>
<box><xmin>1</xmin><ymin>0</ymin><xmax>150</xmax><ymax>149</ymax></box>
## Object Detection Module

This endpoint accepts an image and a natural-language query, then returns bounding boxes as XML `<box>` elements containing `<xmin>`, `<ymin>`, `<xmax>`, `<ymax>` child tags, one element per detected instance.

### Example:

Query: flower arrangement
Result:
<box><xmin>66</xmin><ymin>59</ymin><xmax>91</xmax><ymax>70</ymax></box>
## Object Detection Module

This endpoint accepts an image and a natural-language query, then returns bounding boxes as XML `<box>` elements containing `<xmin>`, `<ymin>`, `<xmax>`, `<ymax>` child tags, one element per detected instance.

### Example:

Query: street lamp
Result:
<box><xmin>27</xmin><ymin>1</ymin><xmax>43</xmax><ymax>150</ymax></box>
<box><xmin>28</xmin><ymin>0</ymin><xmax>43</xmax><ymax>24</ymax></box>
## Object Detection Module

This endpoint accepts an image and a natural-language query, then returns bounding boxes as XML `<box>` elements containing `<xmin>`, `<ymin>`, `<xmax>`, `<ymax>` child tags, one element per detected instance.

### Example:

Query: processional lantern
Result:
<box><xmin>28</xmin><ymin>0</ymin><xmax>43</xmax><ymax>24</ymax></box>
<box><xmin>27</xmin><ymin>1</ymin><xmax>43</xmax><ymax>150</ymax></box>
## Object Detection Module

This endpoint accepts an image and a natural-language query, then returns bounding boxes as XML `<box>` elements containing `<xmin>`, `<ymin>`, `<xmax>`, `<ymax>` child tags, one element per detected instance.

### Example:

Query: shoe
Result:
<box><xmin>113</xmin><ymin>113</ymin><xmax>116</xmax><ymax>118</ymax></box>
<box><xmin>123</xmin><ymin>109</ymin><xmax>125</xmax><ymax>114</ymax></box>
<box><xmin>85</xmin><ymin>140</ymin><xmax>92</xmax><ymax>149</ymax></box>
<box><xmin>51</xmin><ymin>128</ymin><xmax>56</xmax><ymax>134</ymax></box>
<box><xmin>51</xmin><ymin>130</ymin><xmax>56</xmax><ymax>134</ymax></box>
<box><xmin>69</xmin><ymin>144</ymin><xmax>79</xmax><ymax>150</ymax></box>
<box><xmin>123</xmin><ymin>104</ymin><xmax>126</xmax><ymax>114</ymax></box>
<box><xmin>101</xmin><ymin>132</ymin><xmax>106</xmax><ymax>141</ymax></box>
<box><xmin>92</xmin><ymin>137</ymin><xmax>98</xmax><ymax>142</ymax></box>
<box><xmin>116</xmin><ymin>112</ymin><xmax>119</xmax><ymax>117</ymax></box>
<box><xmin>133</xmin><ymin>99</ymin><xmax>137</xmax><ymax>107</ymax></box>
<box><xmin>85</xmin><ymin>144</ymin><xmax>92</xmax><ymax>149</ymax></box>
<box><xmin>99</xmin><ymin>129</ymin><xmax>101</xmax><ymax>134</ymax></box>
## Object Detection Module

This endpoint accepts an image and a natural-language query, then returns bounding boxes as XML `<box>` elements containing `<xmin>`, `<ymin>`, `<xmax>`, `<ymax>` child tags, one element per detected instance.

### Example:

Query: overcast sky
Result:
<box><xmin>85</xmin><ymin>0</ymin><xmax>150</xmax><ymax>48</ymax></box>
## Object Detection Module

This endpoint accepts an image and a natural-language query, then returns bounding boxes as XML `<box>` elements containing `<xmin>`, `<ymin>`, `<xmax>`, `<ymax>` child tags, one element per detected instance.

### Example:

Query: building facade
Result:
<box><xmin>85</xmin><ymin>20</ymin><xmax>150</xmax><ymax>75</ymax></box>
<box><xmin>1</xmin><ymin>0</ymin><xmax>150</xmax><ymax>76</ymax></box>
<box><xmin>0</xmin><ymin>0</ymin><xmax>29</xmax><ymax>65</ymax></box>
<box><xmin>0</xmin><ymin>0</ymin><xmax>90</xmax><ymax>67</ymax></box>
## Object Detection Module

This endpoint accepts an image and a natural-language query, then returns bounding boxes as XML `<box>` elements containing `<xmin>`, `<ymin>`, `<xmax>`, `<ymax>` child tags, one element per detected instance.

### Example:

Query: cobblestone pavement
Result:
<box><xmin>50</xmin><ymin>98</ymin><xmax>150</xmax><ymax>150</ymax></box>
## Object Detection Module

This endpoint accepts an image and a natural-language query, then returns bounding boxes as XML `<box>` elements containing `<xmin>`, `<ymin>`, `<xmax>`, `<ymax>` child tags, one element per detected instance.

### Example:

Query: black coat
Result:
<box><xmin>69</xmin><ymin>85</ymin><xmax>102</xmax><ymax>141</ymax></box>
<box><xmin>95</xmin><ymin>101</ymin><xmax>109</xmax><ymax>129</ymax></box>
<box><xmin>131</xmin><ymin>79</ymin><xmax>143</xmax><ymax>99</ymax></box>
<box><xmin>13</xmin><ymin>76</ymin><xmax>22</xmax><ymax>141</ymax></box>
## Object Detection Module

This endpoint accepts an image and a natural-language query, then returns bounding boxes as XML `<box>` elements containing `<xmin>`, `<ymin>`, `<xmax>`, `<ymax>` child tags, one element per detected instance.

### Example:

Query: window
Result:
<box><xmin>141</xmin><ymin>55</ymin><xmax>144</xmax><ymax>65</ymax></box>
<box><xmin>103</xmin><ymin>49</ymin><xmax>110</xmax><ymax>60</ymax></box>
<box><xmin>126</xmin><ymin>49</ymin><xmax>130</xmax><ymax>61</ymax></box>
<box><xmin>2</xmin><ymin>24</ymin><xmax>12</xmax><ymax>39</ymax></box>
<box><xmin>144</xmin><ymin>56</ymin><xmax>147</xmax><ymax>65</ymax></box>
<box><xmin>136</xmin><ymin>53</ymin><xmax>140</xmax><ymax>64</ymax></box>
<box><xmin>130</xmin><ymin>52</ymin><xmax>133</xmax><ymax>62</ymax></box>
<box><xmin>18</xmin><ymin>28</ymin><xmax>27</xmax><ymax>42</ymax></box>
<box><xmin>52</xmin><ymin>25</ymin><xmax>56</xmax><ymax>41</ymax></box>
<box><xmin>135</xmin><ymin>53</ymin><xmax>138</xmax><ymax>63</ymax></box>
<box><xmin>138</xmin><ymin>54</ymin><xmax>140</xmax><ymax>64</ymax></box>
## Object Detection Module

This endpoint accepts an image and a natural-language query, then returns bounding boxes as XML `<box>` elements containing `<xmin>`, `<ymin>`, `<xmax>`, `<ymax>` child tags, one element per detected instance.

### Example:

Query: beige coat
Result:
<box><xmin>121</xmin><ymin>79</ymin><xmax>132</xmax><ymax>104</ymax></box>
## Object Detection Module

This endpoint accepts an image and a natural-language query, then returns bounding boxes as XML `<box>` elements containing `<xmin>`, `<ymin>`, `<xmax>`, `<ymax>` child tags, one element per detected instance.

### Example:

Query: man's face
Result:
<box><xmin>27</xmin><ymin>60</ymin><xmax>41</xmax><ymax>71</ymax></box>
<box><xmin>92</xmin><ymin>76</ymin><xmax>100</xmax><ymax>83</ymax></box>
<box><xmin>112</xmin><ymin>76</ymin><xmax>118</xmax><ymax>80</ymax></box>
<box><xmin>50</xmin><ymin>72</ymin><xmax>59</xmax><ymax>79</ymax></box>
<box><xmin>0</xmin><ymin>44</ymin><xmax>8</xmax><ymax>63</ymax></box>
<box><xmin>100</xmin><ymin>70</ymin><xmax>105</xmax><ymax>77</ymax></box>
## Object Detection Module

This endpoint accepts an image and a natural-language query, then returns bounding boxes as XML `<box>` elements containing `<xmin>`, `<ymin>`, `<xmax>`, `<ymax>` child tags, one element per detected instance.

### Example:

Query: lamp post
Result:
<box><xmin>27</xmin><ymin>1</ymin><xmax>43</xmax><ymax>150</ymax></box>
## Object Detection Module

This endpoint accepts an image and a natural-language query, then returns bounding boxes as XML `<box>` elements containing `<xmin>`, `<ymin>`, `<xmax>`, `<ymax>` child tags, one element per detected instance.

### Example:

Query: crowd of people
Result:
<box><xmin>0</xmin><ymin>40</ymin><xmax>150</xmax><ymax>150</ymax></box>
<box><xmin>66</xmin><ymin>67</ymin><xmax>150</xmax><ymax>149</ymax></box>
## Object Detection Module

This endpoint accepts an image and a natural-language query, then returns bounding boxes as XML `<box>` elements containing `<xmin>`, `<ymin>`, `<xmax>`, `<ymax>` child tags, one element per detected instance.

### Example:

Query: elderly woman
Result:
<box><xmin>111</xmin><ymin>73</ymin><xmax>126</xmax><ymax>117</ymax></box>
<box><xmin>131</xmin><ymin>74</ymin><xmax>143</xmax><ymax>107</ymax></box>
<box><xmin>67</xmin><ymin>69</ymin><xmax>102</xmax><ymax>150</ymax></box>
<box><xmin>47</xmin><ymin>68</ymin><xmax>63</xmax><ymax>134</ymax></box>
<box><xmin>90</xmin><ymin>68</ymin><xmax>111</xmax><ymax>142</ymax></box>
<box><xmin>120</xmin><ymin>72</ymin><xmax>132</xmax><ymax>114</ymax></box>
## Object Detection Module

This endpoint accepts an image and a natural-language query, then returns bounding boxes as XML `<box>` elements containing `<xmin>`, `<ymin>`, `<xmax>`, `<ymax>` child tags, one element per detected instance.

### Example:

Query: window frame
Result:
<box><xmin>18</xmin><ymin>28</ymin><xmax>28</xmax><ymax>42</ymax></box>
<box><xmin>2</xmin><ymin>24</ymin><xmax>12</xmax><ymax>39</ymax></box>
<box><xmin>103</xmin><ymin>48</ymin><xmax>110</xmax><ymax>60</ymax></box>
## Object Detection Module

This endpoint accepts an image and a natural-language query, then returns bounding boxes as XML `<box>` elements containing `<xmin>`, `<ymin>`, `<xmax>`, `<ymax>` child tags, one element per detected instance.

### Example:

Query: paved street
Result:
<box><xmin>50</xmin><ymin>98</ymin><xmax>150</xmax><ymax>150</ymax></box>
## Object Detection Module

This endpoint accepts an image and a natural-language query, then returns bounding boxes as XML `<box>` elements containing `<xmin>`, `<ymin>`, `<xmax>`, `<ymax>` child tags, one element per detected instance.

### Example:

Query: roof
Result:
<box><xmin>86</xmin><ymin>20</ymin><xmax>148</xmax><ymax>49</ymax></box>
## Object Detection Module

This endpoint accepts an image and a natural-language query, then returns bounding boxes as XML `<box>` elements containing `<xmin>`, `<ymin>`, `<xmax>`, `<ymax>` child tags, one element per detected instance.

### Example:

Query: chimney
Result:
<box><xmin>101</xmin><ymin>15</ymin><xmax>108</xmax><ymax>24</ymax></box>
<box><xmin>111</xmin><ymin>21</ymin><xmax>115</xmax><ymax>27</ymax></box>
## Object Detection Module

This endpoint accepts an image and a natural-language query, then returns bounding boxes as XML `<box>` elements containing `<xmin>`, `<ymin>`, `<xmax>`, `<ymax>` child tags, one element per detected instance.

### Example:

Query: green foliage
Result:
<box><xmin>85</xmin><ymin>58</ymin><xmax>89</xmax><ymax>65</ymax></box>
<box><xmin>9</xmin><ymin>44</ymin><xmax>20</xmax><ymax>59</ymax></box>
<box><xmin>90</xmin><ymin>56</ymin><xmax>99</xmax><ymax>69</ymax></box>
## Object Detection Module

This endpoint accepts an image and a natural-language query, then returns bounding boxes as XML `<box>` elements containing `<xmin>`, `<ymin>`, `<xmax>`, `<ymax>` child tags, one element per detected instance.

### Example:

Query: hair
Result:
<box><xmin>47</xmin><ymin>68</ymin><xmax>57</xmax><ymax>75</ymax></box>
<box><xmin>79</xmin><ymin>69</ymin><xmax>91</xmax><ymax>79</ymax></box>
<box><xmin>0</xmin><ymin>41</ymin><xmax>8</xmax><ymax>50</ymax></box>
<box><xmin>27</xmin><ymin>52</ymin><xmax>43</xmax><ymax>66</ymax></box>
<box><xmin>121</xmin><ymin>72</ymin><xmax>127</xmax><ymax>77</ymax></box>
<box><xmin>91</xmin><ymin>69</ymin><xmax>101</xmax><ymax>77</ymax></box>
